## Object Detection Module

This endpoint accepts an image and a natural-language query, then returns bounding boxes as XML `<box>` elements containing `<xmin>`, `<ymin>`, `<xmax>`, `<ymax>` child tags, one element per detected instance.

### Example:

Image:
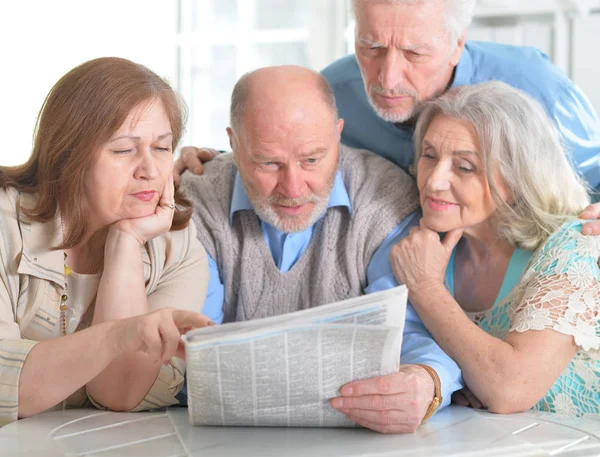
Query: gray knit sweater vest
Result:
<box><xmin>182</xmin><ymin>145</ymin><xmax>419</xmax><ymax>323</ymax></box>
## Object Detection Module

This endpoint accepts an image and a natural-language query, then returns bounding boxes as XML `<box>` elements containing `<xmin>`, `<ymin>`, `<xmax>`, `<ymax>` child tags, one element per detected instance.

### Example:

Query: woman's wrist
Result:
<box><xmin>106</xmin><ymin>225</ymin><xmax>144</xmax><ymax>248</ymax></box>
<box><xmin>104</xmin><ymin>227</ymin><xmax>145</xmax><ymax>266</ymax></box>
<box><xmin>96</xmin><ymin>320</ymin><xmax>124</xmax><ymax>360</ymax></box>
<box><xmin>93</xmin><ymin>228</ymin><xmax>147</xmax><ymax>324</ymax></box>
<box><xmin>408</xmin><ymin>281</ymin><xmax>449</xmax><ymax>309</ymax></box>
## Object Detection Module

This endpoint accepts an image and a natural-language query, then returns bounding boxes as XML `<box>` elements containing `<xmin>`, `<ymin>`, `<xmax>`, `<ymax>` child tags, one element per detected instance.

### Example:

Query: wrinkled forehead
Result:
<box><xmin>422</xmin><ymin>114</ymin><xmax>482</xmax><ymax>156</ymax></box>
<box><xmin>354</xmin><ymin>0</ymin><xmax>448</xmax><ymax>38</ymax></box>
<box><xmin>238</xmin><ymin>99</ymin><xmax>337</xmax><ymax>145</ymax></box>
<box><xmin>239</xmin><ymin>122</ymin><xmax>340</xmax><ymax>159</ymax></box>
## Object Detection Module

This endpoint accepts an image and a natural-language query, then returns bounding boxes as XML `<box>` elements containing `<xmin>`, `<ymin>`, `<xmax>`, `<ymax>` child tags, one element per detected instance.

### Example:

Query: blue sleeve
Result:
<box><xmin>366</xmin><ymin>211</ymin><xmax>464</xmax><ymax>409</ymax></box>
<box><xmin>201</xmin><ymin>254</ymin><xmax>225</xmax><ymax>324</ymax></box>
<box><xmin>552</xmin><ymin>84</ymin><xmax>600</xmax><ymax>194</ymax></box>
<box><xmin>399</xmin><ymin>302</ymin><xmax>464</xmax><ymax>409</ymax></box>
<box><xmin>366</xmin><ymin>211</ymin><xmax>420</xmax><ymax>286</ymax></box>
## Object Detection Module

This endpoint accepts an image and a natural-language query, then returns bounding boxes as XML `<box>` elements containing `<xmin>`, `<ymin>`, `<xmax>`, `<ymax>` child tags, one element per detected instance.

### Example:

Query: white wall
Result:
<box><xmin>572</xmin><ymin>12</ymin><xmax>600</xmax><ymax>116</ymax></box>
<box><xmin>470</xmin><ymin>5</ymin><xmax>600</xmax><ymax>117</ymax></box>
<box><xmin>0</xmin><ymin>1</ymin><xmax>178</xmax><ymax>166</ymax></box>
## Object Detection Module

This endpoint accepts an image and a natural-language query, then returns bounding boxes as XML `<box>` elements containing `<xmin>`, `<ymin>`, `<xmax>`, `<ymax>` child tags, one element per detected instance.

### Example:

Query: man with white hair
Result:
<box><xmin>181</xmin><ymin>65</ymin><xmax>463</xmax><ymax>434</ymax></box>
<box><xmin>322</xmin><ymin>0</ymin><xmax>600</xmax><ymax>192</ymax></box>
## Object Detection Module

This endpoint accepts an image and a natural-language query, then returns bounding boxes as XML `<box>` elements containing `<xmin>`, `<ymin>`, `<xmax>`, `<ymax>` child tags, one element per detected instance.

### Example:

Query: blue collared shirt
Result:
<box><xmin>322</xmin><ymin>41</ymin><xmax>600</xmax><ymax>194</ymax></box>
<box><xmin>201</xmin><ymin>171</ymin><xmax>463</xmax><ymax>409</ymax></box>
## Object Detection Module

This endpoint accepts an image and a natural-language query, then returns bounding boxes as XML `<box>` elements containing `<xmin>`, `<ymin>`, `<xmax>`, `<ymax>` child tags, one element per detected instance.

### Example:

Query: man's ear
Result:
<box><xmin>227</xmin><ymin>127</ymin><xmax>234</xmax><ymax>149</ymax></box>
<box><xmin>449</xmin><ymin>31</ymin><xmax>467</xmax><ymax>67</ymax></box>
<box><xmin>336</xmin><ymin>118</ymin><xmax>345</xmax><ymax>140</ymax></box>
<box><xmin>227</xmin><ymin>127</ymin><xmax>240</xmax><ymax>166</ymax></box>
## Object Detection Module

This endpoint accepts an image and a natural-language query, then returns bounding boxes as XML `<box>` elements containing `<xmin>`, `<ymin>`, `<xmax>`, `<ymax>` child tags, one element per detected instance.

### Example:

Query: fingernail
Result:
<box><xmin>341</xmin><ymin>386</ymin><xmax>353</xmax><ymax>396</ymax></box>
<box><xmin>331</xmin><ymin>398</ymin><xmax>343</xmax><ymax>408</ymax></box>
<box><xmin>207</xmin><ymin>321</ymin><xmax>216</xmax><ymax>326</ymax></box>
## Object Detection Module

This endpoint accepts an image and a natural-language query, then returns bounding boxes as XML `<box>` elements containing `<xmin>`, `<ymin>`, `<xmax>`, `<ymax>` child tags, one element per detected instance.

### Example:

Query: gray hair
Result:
<box><xmin>352</xmin><ymin>0</ymin><xmax>476</xmax><ymax>44</ymax></box>
<box><xmin>413</xmin><ymin>81</ymin><xmax>590</xmax><ymax>251</ymax></box>
<box><xmin>230</xmin><ymin>68</ymin><xmax>338</xmax><ymax>132</ymax></box>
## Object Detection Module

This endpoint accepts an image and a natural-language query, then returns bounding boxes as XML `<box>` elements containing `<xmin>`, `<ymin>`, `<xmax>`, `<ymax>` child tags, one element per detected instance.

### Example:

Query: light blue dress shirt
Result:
<box><xmin>322</xmin><ymin>41</ymin><xmax>600</xmax><ymax>195</ymax></box>
<box><xmin>200</xmin><ymin>170</ymin><xmax>463</xmax><ymax>409</ymax></box>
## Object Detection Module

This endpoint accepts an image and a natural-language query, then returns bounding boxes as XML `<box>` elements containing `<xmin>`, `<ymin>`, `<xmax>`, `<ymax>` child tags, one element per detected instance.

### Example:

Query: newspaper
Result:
<box><xmin>183</xmin><ymin>285</ymin><xmax>408</xmax><ymax>427</ymax></box>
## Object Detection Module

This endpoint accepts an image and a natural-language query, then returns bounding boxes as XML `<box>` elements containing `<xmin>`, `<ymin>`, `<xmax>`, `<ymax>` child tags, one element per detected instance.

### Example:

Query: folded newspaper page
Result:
<box><xmin>183</xmin><ymin>286</ymin><xmax>408</xmax><ymax>427</ymax></box>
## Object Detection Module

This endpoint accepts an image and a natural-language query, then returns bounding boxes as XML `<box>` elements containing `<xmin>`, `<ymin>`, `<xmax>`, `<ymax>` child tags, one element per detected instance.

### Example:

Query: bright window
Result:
<box><xmin>176</xmin><ymin>0</ymin><xmax>351</xmax><ymax>150</ymax></box>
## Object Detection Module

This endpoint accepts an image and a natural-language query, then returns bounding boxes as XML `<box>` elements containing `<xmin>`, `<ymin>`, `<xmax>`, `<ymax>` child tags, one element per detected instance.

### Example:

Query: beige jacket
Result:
<box><xmin>0</xmin><ymin>188</ymin><xmax>209</xmax><ymax>426</ymax></box>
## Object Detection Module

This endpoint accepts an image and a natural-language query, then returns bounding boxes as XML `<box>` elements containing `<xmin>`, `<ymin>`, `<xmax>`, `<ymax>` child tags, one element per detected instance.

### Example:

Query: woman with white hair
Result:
<box><xmin>390</xmin><ymin>81</ymin><xmax>600</xmax><ymax>417</ymax></box>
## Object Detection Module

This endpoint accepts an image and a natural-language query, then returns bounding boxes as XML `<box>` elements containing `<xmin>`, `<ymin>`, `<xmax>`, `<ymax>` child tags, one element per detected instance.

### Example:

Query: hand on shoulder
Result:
<box><xmin>579</xmin><ymin>201</ymin><xmax>600</xmax><ymax>235</ymax></box>
<box><xmin>173</xmin><ymin>146</ymin><xmax>219</xmax><ymax>184</ymax></box>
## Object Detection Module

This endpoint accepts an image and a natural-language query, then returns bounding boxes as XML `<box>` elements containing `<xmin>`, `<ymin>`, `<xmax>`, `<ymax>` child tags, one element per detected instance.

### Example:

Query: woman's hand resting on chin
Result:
<box><xmin>390</xmin><ymin>219</ymin><xmax>463</xmax><ymax>300</ymax></box>
<box><xmin>111</xmin><ymin>175</ymin><xmax>177</xmax><ymax>246</ymax></box>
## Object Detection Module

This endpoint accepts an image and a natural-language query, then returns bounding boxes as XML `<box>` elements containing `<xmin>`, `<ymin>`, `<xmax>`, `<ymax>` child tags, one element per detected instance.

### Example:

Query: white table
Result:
<box><xmin>2</xmin><ymin>406</ymin><xmax>600</xmax><ymax>457</ymax></box>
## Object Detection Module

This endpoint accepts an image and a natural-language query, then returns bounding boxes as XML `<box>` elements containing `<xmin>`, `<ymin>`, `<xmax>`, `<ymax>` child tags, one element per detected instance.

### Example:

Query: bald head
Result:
<box><xmin>229</xmin><ymin>65</ymin><xmax>338</xmax><ymax>134</ymax></box>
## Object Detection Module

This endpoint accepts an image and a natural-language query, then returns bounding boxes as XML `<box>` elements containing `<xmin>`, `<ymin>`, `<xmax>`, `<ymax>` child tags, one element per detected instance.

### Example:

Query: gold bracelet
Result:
<box><xmin>415</xmin><ymin>364</ymin><xmax>442</xmax><ymax>424</ymax></box>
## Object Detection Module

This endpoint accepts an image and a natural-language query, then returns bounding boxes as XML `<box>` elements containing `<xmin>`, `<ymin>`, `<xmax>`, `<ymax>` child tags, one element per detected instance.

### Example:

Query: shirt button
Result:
<box><xmin>61</xmin><ymin>294</ymin><xmax>68</xmax><ymax>302</ymax></box>
<box><xmin>33</xmin><ymin>257</ymin><xmax>38</xmax><ymax>262</ymax></box>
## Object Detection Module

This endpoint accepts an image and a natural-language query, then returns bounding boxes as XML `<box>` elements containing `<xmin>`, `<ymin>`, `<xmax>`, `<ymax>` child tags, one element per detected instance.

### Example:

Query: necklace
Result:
<box><xmin>60</xmin><ymin>252</ymin><xmax>72</xmax><ymax>336</ymax></box>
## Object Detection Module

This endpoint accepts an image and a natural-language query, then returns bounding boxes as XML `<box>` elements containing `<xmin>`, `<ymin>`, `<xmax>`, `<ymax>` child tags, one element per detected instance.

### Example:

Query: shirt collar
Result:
<box><xmin>16</xmin><ymin>192</ymin><xmax>65</xmax><ymax>288</ymax></box>
<box><xmin>229</xmin><ymin>170</ymin><xmax>352</xmax><ymax>224</ymax></box>
<box><xmin>451</xmin><ymin>43</ymin><xmax>473</xmax><ymax>88</ymax></box>
<box><xmin>16</xmin><ymin>192</ymin><xmax>152</xmax><ymax>287</ymax></box>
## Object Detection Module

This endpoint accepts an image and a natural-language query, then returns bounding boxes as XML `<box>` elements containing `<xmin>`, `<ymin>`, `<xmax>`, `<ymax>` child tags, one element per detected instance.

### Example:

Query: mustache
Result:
<box><xmin>266</xmin><ymin>194</ymin><xmax>318</xmax><ymax>207</ymax></box>
<box><xmin>370</xmin><ymin>84</ymin><xmax>417</xmax><ymax>98</ymax></box>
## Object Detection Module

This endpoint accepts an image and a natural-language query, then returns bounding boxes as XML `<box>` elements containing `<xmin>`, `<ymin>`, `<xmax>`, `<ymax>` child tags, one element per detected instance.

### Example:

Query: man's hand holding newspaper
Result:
<box><xmin>183</xmin><ymin>286</ymin><xmax>427</xmax><ymax>430</ymax></box>
<box><xmin>330</xmin><ymin>364</ymin><xmax>435</xmax><ymax>433</ymax></box>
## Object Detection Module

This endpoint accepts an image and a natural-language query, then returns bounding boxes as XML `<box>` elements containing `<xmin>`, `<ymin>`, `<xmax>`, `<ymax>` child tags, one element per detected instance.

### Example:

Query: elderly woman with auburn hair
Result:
<box><xmin>389</xmin><ymin>81</ymin><xmax>600</xmax><ymax>418</ymax></box>
<box><xmin>0</xmin><ymin>57</ymin><xmax>212</xmax><ymax>426</ymax></box>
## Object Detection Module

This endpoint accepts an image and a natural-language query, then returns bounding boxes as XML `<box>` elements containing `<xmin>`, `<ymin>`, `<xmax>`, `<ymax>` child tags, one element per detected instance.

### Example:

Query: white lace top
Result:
<box><xmin>461</xmin><ymin>220</ymin><xmax>600</xmax><ymax>418</ymax></box>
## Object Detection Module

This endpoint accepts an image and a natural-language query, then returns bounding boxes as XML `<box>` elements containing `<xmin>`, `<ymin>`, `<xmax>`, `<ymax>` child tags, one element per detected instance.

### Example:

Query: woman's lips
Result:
<box><xmin>132</xmin><ymin>191</ymin><xmax>157</xmax><ymax>202</ymax></box>
<box><xmin>426</xmin><ymin>196</ymin><xmax>458</xmax><ymax>212</ymax></box>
